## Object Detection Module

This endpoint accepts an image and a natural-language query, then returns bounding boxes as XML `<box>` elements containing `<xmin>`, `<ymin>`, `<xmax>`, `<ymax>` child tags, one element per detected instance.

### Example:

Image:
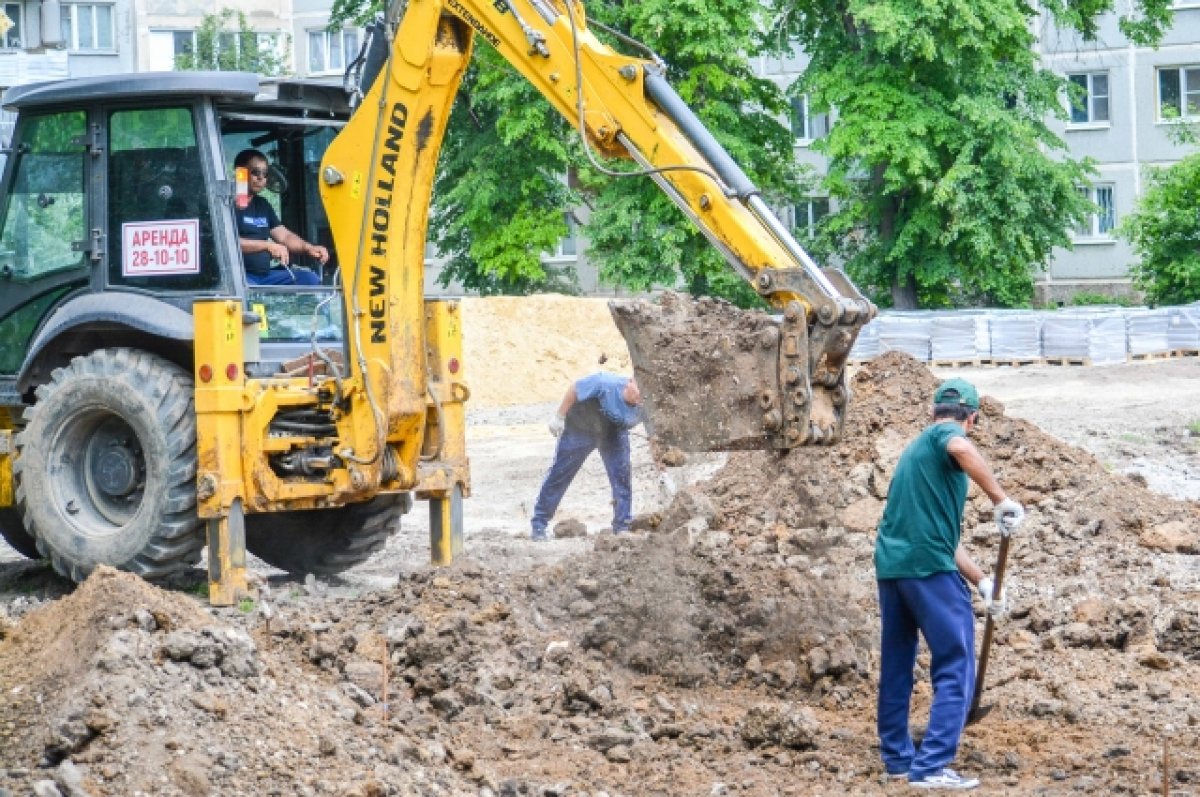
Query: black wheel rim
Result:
<box><xmin>50</xmin><ymin>407</ymin><xmax>145</xmax><ymax>534</ymax></box>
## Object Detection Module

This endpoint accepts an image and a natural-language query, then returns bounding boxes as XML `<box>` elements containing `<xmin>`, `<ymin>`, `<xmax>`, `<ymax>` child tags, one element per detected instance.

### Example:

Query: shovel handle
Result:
<box><xmin>968</xmin><ymin>526</ymin><xmax>1012</xmax><ymax>723</ymax></box>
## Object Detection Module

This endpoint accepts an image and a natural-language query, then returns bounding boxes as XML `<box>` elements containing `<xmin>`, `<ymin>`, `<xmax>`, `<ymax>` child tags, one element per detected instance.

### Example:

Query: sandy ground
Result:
<box><xmin>386</xmin><ymin>356</ymin><xmax>1200</xmax><ymax>584</ymax></box>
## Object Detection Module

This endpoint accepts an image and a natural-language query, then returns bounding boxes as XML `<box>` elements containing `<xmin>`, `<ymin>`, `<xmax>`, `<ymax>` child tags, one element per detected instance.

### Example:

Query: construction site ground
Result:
<box><xmin>1</xmin><ymin>296</ymin><xmax>1197</xmax><ymax>797</ymax></box>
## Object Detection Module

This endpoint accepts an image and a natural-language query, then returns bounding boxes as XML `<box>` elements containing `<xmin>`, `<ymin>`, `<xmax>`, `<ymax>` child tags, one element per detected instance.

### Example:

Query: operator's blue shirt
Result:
<box><xmin>237</xmin><ymin>194</ymin><xmax>281</xmax><ymax>277</ymax></box>
<box><xmin>568</xmin><ymin>373</ymin><xmax>642</xmax><ymax>434</ymax></box>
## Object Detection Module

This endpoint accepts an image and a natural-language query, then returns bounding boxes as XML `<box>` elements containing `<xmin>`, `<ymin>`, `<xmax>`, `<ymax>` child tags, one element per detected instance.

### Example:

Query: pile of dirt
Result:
<box><xmin>461</xmin><ymin>296</ymin><xmax>631</xmax><ymax>407</ymax></box>
<box><xmin>2</xmin><ymin>352</ymin><xmax>1198</xmax><ymax>796</ymax></box>
<box><xmin>648</xmin><ymin>351</ymin><xmax>1200</xmax><ymax>783</ymax></box>
<box><xmin>0</xmin><ymin>567</ymin><xmax>482</xmax><ymax>796</ymax></box>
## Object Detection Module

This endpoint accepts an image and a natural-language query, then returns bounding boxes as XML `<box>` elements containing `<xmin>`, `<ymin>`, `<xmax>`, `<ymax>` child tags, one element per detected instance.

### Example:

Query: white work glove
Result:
<box><xmin>976</xmin><ymin>577</ymin><xmax>1009</xmax><ymax>618</ymax></box>
<box><xmin>993</xmin><ymin>497</ymin><xmax>1024</xmax><ymax>534</ymax></box>
<box><xmin>548</xmin><ymin>412</ymin><xmax>565</xmax><ymax>438</ymax></box>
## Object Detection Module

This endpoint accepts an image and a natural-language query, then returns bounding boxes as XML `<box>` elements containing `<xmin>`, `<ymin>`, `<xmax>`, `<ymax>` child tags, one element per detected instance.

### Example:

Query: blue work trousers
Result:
<box><xmin>877</xmin><ymin>571</ymin><xmax>976</xmax><ymax>780</ymax></box>
<box><xmin>531</xmin><ymin>425</ymin><xmax>632</xmax><ymax>534</ymax></box>
<box><xmin>246</xmin><ymin>266</ymin><xmax>321</xmax><ymax>286</ymax></box>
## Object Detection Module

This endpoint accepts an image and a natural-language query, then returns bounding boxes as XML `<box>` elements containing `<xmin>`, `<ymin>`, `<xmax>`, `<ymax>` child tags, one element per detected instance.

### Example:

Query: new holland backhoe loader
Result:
<box><xmin>0</xmin><ymin>0</ymin><xmax>872</xmax><ymax>604</ymax></box>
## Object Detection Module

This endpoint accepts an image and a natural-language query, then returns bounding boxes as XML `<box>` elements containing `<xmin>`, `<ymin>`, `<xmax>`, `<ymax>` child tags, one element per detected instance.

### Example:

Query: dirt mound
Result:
<box><xmin>680</xmin><ymin>350</ymin><xmax>1198</xmax><ymax>547</ymax></box>
<box><xmin>644</xmin><ymin>351</ymin><xmax>1200</xmax><ymax>787</ymax></box>
<box><xmin>2</xmin><ymin>353</ymin><xmax>1198</xmax><ymax>796</ymax></box>
<box><xmin>0</xmin><ymin>567</ymin><xmax>214</xmax><ymax>766</ymax></box>
<box><xmin>531</xmin><ymin>530</ymin><xmax>871</xmax><ymax>690</ymax></box>
<box><xmin>461</xmin><ymin>295</ymin><xmax>631</xmax><ymax>407</ymax></box>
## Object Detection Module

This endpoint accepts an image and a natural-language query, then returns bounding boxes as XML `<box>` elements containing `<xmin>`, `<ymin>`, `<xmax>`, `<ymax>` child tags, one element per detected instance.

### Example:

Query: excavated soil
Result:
<box><xmin>610</xmin><ymin>293</ymin><xmax>786</xmax><ymax>451</ymax></box>
<box><xmin>1</xmin><ymin>299</ymin><xmax>1199</xmax><ymax>796</ymax></box>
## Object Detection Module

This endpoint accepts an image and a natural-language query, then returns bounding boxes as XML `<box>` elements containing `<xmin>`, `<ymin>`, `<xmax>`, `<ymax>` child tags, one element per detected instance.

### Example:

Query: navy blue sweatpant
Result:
<box><xmin>531</xmin><ymin>425</ymin><xmax>632</xmax><ymax>536</ymax></box>
<box><xmin>877</xmin><ymin>571</ymin><xmax>975</xmax><ymax>779</ymax></box>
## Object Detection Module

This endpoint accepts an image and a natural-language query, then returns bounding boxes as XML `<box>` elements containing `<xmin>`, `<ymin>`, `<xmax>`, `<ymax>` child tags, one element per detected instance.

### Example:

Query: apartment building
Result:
<box><xmin>0</xmin><ymin>0</ymin><xmax>363</xmax><ymax>84</ymax></box>
<box><xmin>1035</xmin><ymin>4</ymin><xmax>1200</xmax><ymax>302</ymax></box>
<box><xmin>753</xmin><ymin>8</ymin><xmax>1200</xmax><ymax>304</ymax></box>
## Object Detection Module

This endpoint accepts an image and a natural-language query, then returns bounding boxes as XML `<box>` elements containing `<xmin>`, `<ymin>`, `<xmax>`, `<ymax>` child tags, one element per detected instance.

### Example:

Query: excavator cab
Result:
<box><xmin>217</xmin><ymin>87</ymin><xmax>349</xmax><ymax>372</ymax></box>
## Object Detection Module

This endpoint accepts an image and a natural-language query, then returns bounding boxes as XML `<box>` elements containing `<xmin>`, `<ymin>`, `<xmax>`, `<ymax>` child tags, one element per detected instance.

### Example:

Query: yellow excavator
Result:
<box><xmin>0</xmin><ymin>0</ymin><xmax>873</xmax><ymax>604</ymax></box>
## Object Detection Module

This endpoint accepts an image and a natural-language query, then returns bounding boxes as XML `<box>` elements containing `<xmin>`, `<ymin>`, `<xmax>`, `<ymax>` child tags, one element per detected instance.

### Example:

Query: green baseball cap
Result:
<box><xmin>933</xmin><ymin>378</ymin><xmax>980</xmax><ymax>410</ymax></box>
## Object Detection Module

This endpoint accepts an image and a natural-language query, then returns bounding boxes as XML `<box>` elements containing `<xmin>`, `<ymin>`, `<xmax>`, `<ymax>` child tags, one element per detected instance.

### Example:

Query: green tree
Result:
<box><xmin>577</xmin><ymin>0</ymin><xmax>808</xmax><ymax>306</ymax></box>
<box><xmin>175</xmin><ymin>9</ymin><xmax>290</xmax><ymax>76</ymax></box>
<box><xmin>429</xmin><ymin>49</ymin><xmax>580</xmax><ymax>295</ymax></box>
<box><xmin>768</xmin><ymin>0</ymin><xmax>1171</xmax><ymax>309</ymax></box>
<box><xmin>1119</xmin><ymin>154</ymin><xmax>1200</xmax><ymax>305</ymax></box>
<box><xmin>331</xmin><ymin>0</ymin><xmax>807</xmax><ymax>302</ymax></box>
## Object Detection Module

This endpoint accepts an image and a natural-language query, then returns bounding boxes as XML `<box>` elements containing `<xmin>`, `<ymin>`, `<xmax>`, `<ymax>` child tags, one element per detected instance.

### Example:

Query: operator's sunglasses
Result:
<box><xmin>247</xmin><ymin>167</ymin><xmax>269</xmax><ymax>179</ymax></box>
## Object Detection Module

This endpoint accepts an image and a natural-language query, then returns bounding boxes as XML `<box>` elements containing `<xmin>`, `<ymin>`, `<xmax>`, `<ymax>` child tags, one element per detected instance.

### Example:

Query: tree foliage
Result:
<box><xmin>328</xmin><ymin>0</ymin><xmax>1172</xmax><ymax>306</ymax></box>
<box><xmin>330</xmin><ymin>0</ymin><xmax>806</xmax><ymax>302</ymax></box>
<box><xmin>767</xmin><ymin>0</ymin><xmax>1171</xmax><ymax>309</ymax></box>
<box><xmin>429</xmin><ymin>49</ymin><xmax>580</xmax><ymax>295</ymax></box>
<box><xmin>1119</xmin><ymin>154</ymin><xmax>1200</xmax><ymax>306</ymax></box>
<box><xmin>580</xmin><ymin>0</ymin><xmax>806</xmax><ymax>307</ymax></box>
<box><xmin>175</xmin><ymin>10</ymin><xmax>290</xmax><ymax>76</ymax></box>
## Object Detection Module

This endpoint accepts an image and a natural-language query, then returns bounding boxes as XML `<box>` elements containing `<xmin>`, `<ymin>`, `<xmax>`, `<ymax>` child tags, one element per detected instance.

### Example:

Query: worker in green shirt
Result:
<box><xmin>874</xmin><ymin>378</ymin><xmax>1024</xmax><ymax>791</ymax></box>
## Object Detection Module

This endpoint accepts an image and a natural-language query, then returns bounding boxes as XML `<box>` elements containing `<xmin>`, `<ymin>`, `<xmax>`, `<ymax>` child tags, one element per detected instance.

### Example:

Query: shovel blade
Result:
<box><xmin>966</xmin><ymin>703</ymin><xmax>994</xmax><ymax>726</ymax></box>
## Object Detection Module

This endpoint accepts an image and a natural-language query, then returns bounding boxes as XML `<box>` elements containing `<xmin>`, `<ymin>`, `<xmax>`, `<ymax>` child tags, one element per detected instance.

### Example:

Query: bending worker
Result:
<box><xmin>874</xmin><ymin>378</ymin><xmax>1024</xmax><ymax>791</ymax></box>
<box><xmin>234</xmin><ymin>148</ymin><xmax>329</xmax><ymax>286</ymax></box>
<box><xmin>530</xmin><ymin>372</ymin><xmax>643</xmax><ymax>541</ymax></box>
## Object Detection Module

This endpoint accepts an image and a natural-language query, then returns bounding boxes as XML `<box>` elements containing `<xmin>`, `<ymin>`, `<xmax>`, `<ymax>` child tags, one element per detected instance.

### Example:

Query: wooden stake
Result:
<box><xmin>1162</xmin><ymin>736</ymin><xmax>1169</xmax><ymax>797</ymax></box>
<box><xmin>381</xmin><ymin>644</ymin><xmax>389</xmax><ymax>722</ymax></box>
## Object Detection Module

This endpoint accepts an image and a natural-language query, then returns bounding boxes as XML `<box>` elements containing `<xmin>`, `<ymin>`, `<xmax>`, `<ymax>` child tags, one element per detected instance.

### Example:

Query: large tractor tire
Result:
<box><xmin>0</xmin><ymin>506</ymin><xmax>41</xmax><ymax>560</ymax></box>
<box><xmin>245</xmin><ymin>493</ymin><xmax>408</xmax><ymax>576</ymax></box>
<box><xmin>13</xmin><ymin>349</ymin><xmax>203</xmax><ymax>582</ymax></box>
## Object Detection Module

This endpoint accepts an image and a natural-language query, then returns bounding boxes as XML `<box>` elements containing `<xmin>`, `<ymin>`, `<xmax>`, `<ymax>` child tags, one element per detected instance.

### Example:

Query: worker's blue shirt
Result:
<box><xmin>568</xmin><ymin>373</ymin><xmax>642</xmax><ymax>434</ymax></box>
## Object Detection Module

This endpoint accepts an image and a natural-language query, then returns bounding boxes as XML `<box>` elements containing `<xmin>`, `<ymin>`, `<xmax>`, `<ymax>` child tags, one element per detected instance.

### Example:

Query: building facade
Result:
<box><xmin>752</xmin><ymin>8</ymin><xmax>1200</xmax><ymax>305</ymax></box>
<box><xmin>1034</xmin><ymin>3</ymin><xmax>1200</xmax><ymax>302</ymax></box>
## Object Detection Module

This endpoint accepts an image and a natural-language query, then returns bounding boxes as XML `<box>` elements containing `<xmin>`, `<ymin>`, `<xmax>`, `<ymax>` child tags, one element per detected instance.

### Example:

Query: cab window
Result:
<box><xmin>107</xmin><ymin>107</ymin><xmax>219</xmax><ymax>290</ymax></box>
<box><xmin>0</xmin><ymin>111</ymin><xmax>87</xmax><ymax>282</ymax></box>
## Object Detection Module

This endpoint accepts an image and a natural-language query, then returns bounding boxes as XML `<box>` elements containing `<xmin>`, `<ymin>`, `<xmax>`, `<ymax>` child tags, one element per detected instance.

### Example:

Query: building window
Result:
<box><xmin>308</xmin><ymin>28</ymin><xmax>359</xmax><ymax>74</ymax></box>
<box><xmin>1158</xmin><ymin>66</ymin><xmax>1200</xmax><ymax>121</ymax></box>
<box><xmin>792</xmin><ymin>197</ymin><xmax>830</xmax><ymax>238</ymax></box>
<box><xmin>1067</xmin><ymin>72</ymin><xmax>1109</xmax><ymax>124</ymax></box>
<box><xmin>173</xmin><ymin>30</ymin><xmax>195</xmax><ymax>61</ymax></box>
<box><xmin>0</xmin><ymin>3</ymin><xmax>22</xmax><ymax>49</ymax></box>
<box><xmin>552</xmin><ymin>214</ymin><xmax>578</xmax><ymax>258</ymax></box>
<box><xmin>1075</xmin><ymin>185</ymin><xmax>1115</xmax><ymax>238</ymax></box>
<box><xmin>61</xmin><ymin>4</ymin><xmax>115</xmax><ymax>51</ymax></box>
<box><xmin>790</xmin><ymin>95</ymin><xmax>829</xmax><ymax>143</ymax></box>
<box><xmin>154</xmin><ymin>29</ymin><xmax>281</xmax><ymax>70</ymax></box>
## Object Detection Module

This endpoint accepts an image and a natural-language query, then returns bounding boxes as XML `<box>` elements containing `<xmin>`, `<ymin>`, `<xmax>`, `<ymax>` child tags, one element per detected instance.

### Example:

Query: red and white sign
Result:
<box><xmin>122</xmin><ymin>219</ymin><xmax>200</xmax><ymax>276</ymax></box>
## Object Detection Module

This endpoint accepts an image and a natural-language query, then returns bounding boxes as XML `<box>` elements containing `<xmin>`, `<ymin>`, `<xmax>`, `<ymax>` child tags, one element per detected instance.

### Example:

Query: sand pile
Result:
<box><xmin>460</xmin><ymin>295</ymin><xmax>631</xmax><ymax>407</ymax></box>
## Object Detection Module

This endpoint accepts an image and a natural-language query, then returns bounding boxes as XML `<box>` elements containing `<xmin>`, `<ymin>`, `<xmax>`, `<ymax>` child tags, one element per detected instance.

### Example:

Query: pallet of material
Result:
<box><xmin>1171</xmin><ymin>349</ymin><xmax>1200</xmax><ymax>357</ymax></box>
<box><xmin>983</xmin><ymin>357</ymin><xmax>1043</xmax><ymax>367</ymax></box>
<box><xmin>930</xmin><ymin>358</ymin><xmax>982</xmax><ymax>368</ymax></box>
<box><xmin>1128</xmin><ymin>351</ymin><xmax>1174</xmax><ymax>361</ymax></box>
<box><xmin>1044</xmin><ymin>356</ymin><xmax>1092</xmax><ymax>366</ymax></box>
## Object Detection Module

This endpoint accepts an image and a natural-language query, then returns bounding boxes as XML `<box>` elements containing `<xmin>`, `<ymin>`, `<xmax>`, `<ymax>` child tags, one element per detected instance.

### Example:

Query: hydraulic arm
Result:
<box><xmin>320</xmin><ymin>0</ymin><xmax>874</xmax><ymax>453</ymax></box>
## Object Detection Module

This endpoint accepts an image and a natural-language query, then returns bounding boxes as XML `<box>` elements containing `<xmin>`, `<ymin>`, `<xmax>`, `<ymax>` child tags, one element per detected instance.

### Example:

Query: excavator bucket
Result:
<box><xmin>611</xmin><ymin>292</ymin><xmax>826</xmax><ymax>451</ymax></box>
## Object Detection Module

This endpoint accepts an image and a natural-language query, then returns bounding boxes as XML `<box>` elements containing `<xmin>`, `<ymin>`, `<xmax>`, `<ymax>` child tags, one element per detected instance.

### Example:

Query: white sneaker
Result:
<box><xmin>909</xmin><ymin>768</ymin><xmax>980</xmax><ymax>790</ymax></box>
